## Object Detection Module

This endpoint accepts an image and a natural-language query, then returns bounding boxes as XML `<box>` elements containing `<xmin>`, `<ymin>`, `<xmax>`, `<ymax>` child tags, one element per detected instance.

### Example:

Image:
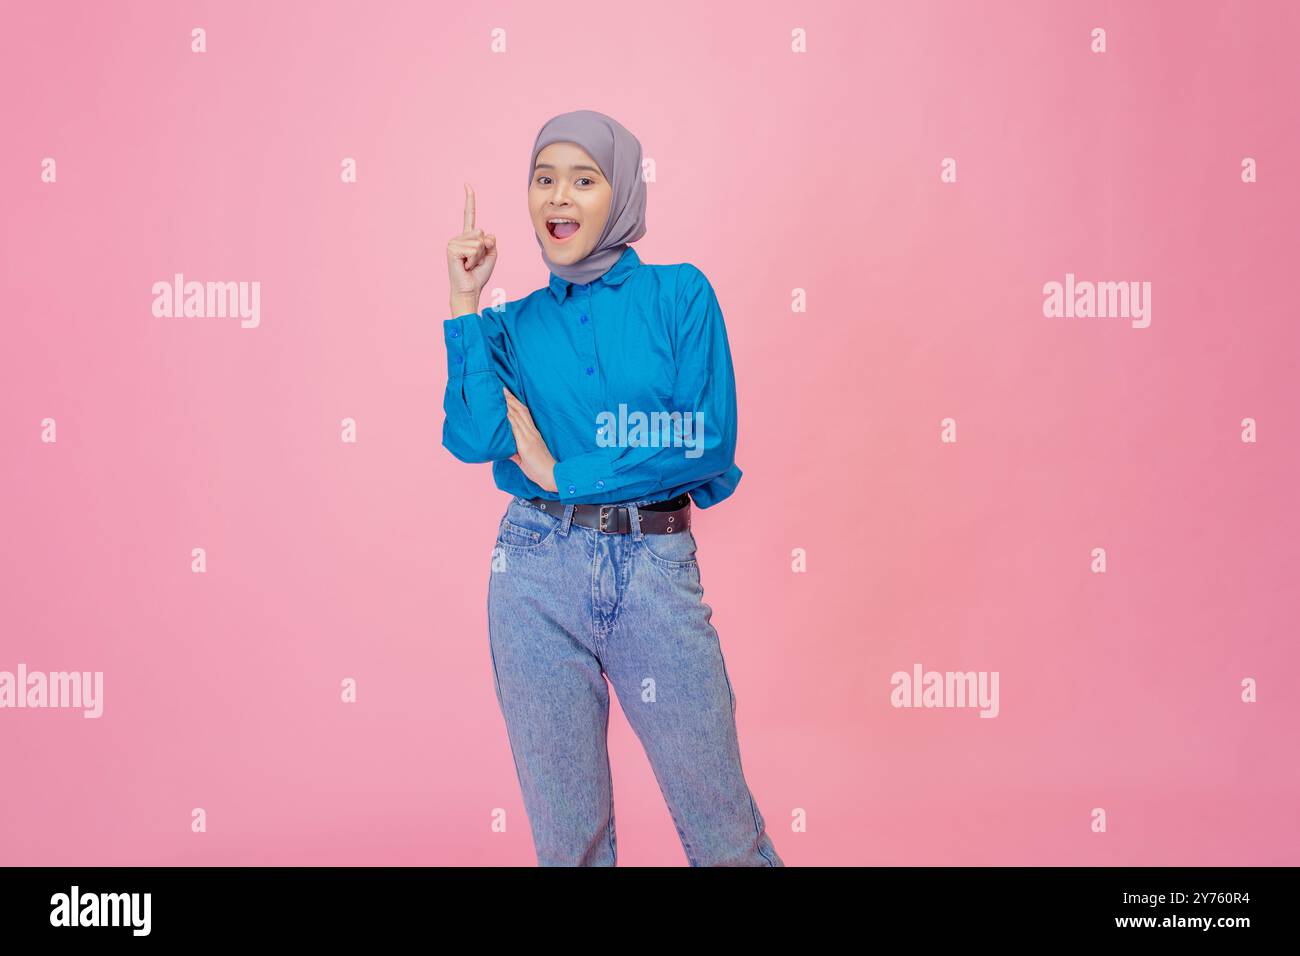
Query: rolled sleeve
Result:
<box><xmin>440</xmin><ymin>307</ymin><xmax>518</xmax><ymax>464</ymax></box>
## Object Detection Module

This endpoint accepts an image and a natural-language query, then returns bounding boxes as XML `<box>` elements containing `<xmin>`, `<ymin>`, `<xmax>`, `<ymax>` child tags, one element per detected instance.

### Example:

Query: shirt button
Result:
<box><xmin>567</xmin><ymin>484</ymin><xmax>576</xmax><ymax>495</ymax></box>
<box><xmin>585</xmin><ymin>366</ymin><xmax>594</xmax><ymax>375</ymax></box>
<box><xmin>449</xmin><ymin>328</ymin><xmax>460</xmax><ymax>338</ymax></box>
<box><xmin>595</xmin><ymin>480</ymin><xmax>605</xmax><ymax>490</ymax></box>
<box><xmin>580</xmin><ymin>315</ymin><xmax>588</xmax><ymax>324</ymax></box>
<box><xmin>454</xmin><ymin>355</ymin><xmax>463</xmax><ymax>364</ymax></box>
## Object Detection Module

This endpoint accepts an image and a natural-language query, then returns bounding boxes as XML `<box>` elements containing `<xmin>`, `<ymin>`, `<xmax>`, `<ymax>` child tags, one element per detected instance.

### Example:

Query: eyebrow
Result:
<box><xmin>533</xmin><ymin>163</ymin><xmax>604</xmax><ymax>177</ymax></box>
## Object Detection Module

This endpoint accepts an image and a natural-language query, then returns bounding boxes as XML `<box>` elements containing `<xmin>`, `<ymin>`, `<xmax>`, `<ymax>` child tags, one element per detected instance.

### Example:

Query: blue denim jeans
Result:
<box><xmin>486</xmin><ymin>495</ymin><xmax>784</xmax><ymax>867</ymax></box>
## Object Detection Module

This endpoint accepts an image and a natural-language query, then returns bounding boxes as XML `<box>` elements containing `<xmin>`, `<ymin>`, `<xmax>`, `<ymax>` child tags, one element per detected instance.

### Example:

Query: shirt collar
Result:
<box><xmin>548</xmin><ymin>245</ymin><xmax>641</xmax><ymax>305</ymax></box>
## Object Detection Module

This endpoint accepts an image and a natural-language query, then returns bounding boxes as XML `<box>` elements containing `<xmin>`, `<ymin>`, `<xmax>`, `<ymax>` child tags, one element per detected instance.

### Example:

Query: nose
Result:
<box><xmin>545</xmin><ymin>181</ymin><xmax>574</xmax><ymax>205</ymax></box>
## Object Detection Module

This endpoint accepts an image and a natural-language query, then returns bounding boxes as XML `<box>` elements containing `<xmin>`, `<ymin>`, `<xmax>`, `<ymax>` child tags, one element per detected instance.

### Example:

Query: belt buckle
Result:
<box><xmin>598</xmin><ymin>505</ymin><xmax>617</xmax><ymax>534</ymax></box>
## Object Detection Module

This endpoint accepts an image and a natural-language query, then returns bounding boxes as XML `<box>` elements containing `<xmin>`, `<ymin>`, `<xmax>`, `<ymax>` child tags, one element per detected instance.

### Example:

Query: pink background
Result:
<box><xmin>3</xmin><ymin>0</ymin><xmax>1298</xmax><ymax>866</ymax></box>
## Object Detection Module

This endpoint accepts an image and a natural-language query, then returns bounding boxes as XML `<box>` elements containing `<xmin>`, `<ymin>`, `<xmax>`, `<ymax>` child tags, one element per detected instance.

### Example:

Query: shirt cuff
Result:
<box><xmin>444</xmin><ymin>311</ymin><xmax>489</xmax><ymax>377</ymax></box>
<box><xmin>553</xmin><ymin>449</ymin><xmax>619</xmax><ymax>500</ymax></box>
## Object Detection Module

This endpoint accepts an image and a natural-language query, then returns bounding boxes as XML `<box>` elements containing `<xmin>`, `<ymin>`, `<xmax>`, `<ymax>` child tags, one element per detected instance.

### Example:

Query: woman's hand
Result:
<box><xmin>447</xmin><ymin>183</ymin><xmax>497</xmax><ymax>303</ymax></box>
<box><xmin>503</xmin><ymin>387</ymin><xmax>558</xmax><ymax>492</ymax></box>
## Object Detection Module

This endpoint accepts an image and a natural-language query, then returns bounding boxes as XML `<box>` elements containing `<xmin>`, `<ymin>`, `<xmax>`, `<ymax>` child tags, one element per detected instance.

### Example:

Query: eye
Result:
<box><xmin>577</xmin><ymin>177</ymin><xmax>595</xmax><ymax>186</ymax></box>
<box><xmin>535</xmin><ymin>176</ymin><xmax>551</xmax><ymax>185</ymax></box>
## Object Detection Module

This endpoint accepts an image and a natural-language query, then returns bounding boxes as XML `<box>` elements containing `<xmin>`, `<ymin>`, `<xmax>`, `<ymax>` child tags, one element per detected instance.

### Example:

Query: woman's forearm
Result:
<box><xmin>450</xmin><ymin>293</ymin><xmax>480</xmax><ymax>318</ymax></box>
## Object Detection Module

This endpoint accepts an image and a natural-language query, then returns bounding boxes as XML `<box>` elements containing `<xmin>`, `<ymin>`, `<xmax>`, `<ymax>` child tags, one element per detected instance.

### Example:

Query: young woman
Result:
<box><xmin>442</xmin><ymin>109</ymin><xmax>783</xmax><ymax>867</ymax></box>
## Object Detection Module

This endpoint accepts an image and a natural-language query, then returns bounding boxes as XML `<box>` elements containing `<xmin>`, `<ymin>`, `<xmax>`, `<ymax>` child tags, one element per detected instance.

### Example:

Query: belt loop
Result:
<box><xmin>559</xmin><ymin>503</ymin><xmax>574</xmax><ymax>536</ymax></box>
<box><xmin>627</xmin><ymin>502</ymin><xmax>643</xmax><ymax>541</ymax></box>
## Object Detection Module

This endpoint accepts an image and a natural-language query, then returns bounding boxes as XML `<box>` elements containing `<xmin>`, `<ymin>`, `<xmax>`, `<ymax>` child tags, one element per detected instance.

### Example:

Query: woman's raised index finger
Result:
<box><xmin>463</xmin><ymin>183</ymin><xmax>476</xmax><ymax>231</ymax></box>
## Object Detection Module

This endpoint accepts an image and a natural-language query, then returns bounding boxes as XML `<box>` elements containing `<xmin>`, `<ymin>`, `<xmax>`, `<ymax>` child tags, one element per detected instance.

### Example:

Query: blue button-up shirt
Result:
<box><xmin>441</xmin><ymin>245</ymin><xmax>742</xmax><ymax>508</ymax></box>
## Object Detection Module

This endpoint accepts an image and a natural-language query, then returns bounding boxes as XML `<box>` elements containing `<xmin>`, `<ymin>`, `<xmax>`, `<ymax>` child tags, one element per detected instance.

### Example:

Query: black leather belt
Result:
<box><xmin>527</xmin><ymin>493</ymin><xmax>691</xmax><ymax>535</ymax></box>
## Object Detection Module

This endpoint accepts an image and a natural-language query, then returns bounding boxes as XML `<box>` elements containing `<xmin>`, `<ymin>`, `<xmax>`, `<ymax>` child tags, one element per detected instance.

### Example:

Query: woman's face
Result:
<box><xmin>530</xmin><ymin>141</ymin><xmax>612</xmax><ymax>266</ymax></box>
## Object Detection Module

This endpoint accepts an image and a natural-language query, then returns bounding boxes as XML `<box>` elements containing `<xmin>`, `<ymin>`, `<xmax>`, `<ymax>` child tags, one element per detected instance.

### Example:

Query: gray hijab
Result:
<box><xmin>529</xmin><ymin>109</ymin><xmax>647</xmax><ymax>286</ymax></box>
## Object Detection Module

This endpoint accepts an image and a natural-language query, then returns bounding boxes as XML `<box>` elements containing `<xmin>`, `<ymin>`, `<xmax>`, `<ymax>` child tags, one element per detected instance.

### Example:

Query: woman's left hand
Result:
<box><xmin>503</xmin><ymin>387</ymin><xmax>559</xmax><ymax>492</ymax></box>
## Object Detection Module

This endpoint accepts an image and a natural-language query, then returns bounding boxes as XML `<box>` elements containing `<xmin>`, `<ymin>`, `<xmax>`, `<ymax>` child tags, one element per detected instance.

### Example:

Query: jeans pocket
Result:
<box><xmin>640</xmin><ymin>527</ymin><xmax>699</xmax><ymax>569</ymax></box>
<box><xmin>495</xmin><ymin>498</ymin><xmax>560</xmax><ymax>552</ymax></box>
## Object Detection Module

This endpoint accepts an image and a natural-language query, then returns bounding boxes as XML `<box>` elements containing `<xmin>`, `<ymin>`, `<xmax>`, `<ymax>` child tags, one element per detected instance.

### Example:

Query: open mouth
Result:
<box><xmin>546</xmin><ymin>218</ymin><xmax>581</xmax><ymax>242</ymax></box>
